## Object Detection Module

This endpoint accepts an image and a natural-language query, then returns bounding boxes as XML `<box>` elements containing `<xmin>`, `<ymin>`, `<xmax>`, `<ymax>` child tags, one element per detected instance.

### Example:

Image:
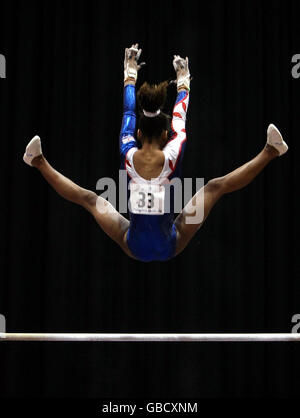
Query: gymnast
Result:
<box><xmin>23</xmin><ymin>43</ymin><xmax>288</xmax><ymax>262</ymax></box>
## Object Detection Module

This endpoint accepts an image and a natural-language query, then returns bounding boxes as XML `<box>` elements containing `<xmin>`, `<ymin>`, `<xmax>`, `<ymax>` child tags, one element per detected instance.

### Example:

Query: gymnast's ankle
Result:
<box><xmin>31</xmin><ymin>154</ymin><xmax>45</xmax><ymax>168</ymax></box>
<box><xmin>264</xmin><ymin>143</ymin><xmax>280</xmax><ymax>158</ymax></box>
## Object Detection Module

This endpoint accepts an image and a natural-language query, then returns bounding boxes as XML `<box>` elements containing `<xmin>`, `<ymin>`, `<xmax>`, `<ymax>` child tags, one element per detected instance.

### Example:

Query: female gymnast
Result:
<box><xmin>23</xmin><ymin>44</ymin><xmax>288</xmax><ymax>262</ymax></box>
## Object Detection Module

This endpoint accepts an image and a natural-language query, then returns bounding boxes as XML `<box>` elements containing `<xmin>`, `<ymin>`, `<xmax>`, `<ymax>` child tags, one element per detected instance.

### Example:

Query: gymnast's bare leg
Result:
<box><xmin>175</xmin><ymin>124</ymin><xmax>288</xmax><ymax>255</ymax></box>
<box><xmin>24</xmin><ymin>137</ymin><xmax>134</xmax><ymax>258</ymax></box>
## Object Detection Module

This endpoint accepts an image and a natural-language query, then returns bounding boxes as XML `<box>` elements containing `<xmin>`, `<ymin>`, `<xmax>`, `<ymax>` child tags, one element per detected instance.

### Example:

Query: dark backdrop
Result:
<box><xmin>0</xmin><ymin>0</ymin><xmax>299</xmax><ymax>399</ymax></box>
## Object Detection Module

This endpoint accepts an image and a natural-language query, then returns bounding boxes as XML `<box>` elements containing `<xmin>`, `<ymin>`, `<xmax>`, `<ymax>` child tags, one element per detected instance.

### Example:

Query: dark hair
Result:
<box><xmin>137</xmin><ymin>81</ymin><xmax>170</xmax><ymax>143</ymax></box>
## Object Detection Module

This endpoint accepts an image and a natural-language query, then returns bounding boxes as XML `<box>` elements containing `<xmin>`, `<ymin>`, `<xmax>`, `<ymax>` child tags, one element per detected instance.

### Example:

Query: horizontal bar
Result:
<box><xmin>0</xmin><ymin>333</ymin><xmax>300</xmax><ymax>342</ymax></box>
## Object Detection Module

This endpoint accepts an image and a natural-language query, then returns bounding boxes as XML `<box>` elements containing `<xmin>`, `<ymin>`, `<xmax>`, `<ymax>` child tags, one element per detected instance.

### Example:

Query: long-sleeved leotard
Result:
<box><xmin>119</xmin><ymin>84</ymin><xmax>189</xmax><ymax>262</ymax></box>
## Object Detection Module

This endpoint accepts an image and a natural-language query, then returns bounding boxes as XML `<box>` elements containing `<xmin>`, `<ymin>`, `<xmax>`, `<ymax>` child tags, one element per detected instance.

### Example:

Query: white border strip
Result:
<box><xmin>0</xmin><ymin>333</ymin><xmax>300</xmax><ymax>342</ymax></box>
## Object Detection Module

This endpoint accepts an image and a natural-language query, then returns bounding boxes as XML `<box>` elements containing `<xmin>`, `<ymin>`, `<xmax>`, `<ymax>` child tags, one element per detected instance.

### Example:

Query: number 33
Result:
<box><xmin>138</xmin><ymin>192</ymin><xmax>154</xmax><ymax>209</ymax></box>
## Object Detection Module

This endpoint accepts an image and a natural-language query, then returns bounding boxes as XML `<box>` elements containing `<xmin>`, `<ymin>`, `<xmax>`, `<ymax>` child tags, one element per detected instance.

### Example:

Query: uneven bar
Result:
<box><xmin>0</xmin><ymin>333</ymin><xmax>300</xmax><ymax>342</ymax></box>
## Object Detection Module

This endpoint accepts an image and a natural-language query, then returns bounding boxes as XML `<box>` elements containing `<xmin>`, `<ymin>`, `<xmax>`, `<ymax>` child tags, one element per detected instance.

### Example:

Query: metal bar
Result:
<box><xmin>0</xmin><ymin>333</ymin><xmax>300</xmax><ymax>342</ymax></box>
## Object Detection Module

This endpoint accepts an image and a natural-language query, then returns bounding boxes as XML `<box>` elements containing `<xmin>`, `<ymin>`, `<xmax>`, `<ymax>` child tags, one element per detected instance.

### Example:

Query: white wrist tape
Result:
<box><xmin>124</xmin><ymin>65</ymin><xmax>137</xmax><ymax>82</ymax></box>
<box><xmin>177</xmin><ymin>74</ymin><xmax>190</xmax><ymax>90</ymax></box>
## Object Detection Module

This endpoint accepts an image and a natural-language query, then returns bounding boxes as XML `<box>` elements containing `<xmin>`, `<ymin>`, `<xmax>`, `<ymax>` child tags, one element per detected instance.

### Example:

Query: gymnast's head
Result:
<box><xmin>136</xmin><ymin>81</ymin><xmax>170</xmax><ymax>148</ymax></box>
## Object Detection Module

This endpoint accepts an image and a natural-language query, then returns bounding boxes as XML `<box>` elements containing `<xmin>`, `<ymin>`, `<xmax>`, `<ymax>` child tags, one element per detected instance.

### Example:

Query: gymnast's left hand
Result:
<box><xmin>124</xmin><ymin>43</ymin><xmax>145</xmax><ymax>84</ymax></box>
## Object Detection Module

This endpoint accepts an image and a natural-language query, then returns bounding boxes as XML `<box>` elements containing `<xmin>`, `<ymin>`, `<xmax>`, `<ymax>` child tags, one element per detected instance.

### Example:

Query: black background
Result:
<box><xmin>0</xmin><ymin>0</ymin><xmax>299</xmax><ymax>402</ymax></box>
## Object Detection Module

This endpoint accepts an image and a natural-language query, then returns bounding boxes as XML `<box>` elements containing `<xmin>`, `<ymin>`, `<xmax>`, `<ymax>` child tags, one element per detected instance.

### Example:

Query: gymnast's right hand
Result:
<box><xmin>172</xmin><ymin>55</ymin><xmax>191</xmax><ymax>91</ymax></box>
<box><xmin>124</xmin><ymin>43</ymin><xmax>145</xmax><ymax>84</ymax></box>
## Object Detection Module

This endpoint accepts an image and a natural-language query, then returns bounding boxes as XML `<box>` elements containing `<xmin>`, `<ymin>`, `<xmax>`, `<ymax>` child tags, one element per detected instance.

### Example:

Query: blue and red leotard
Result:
<box><xmin>119</xmin><ymin>84</ymin><xmax>189</xmax><ymax>262</ymax></box>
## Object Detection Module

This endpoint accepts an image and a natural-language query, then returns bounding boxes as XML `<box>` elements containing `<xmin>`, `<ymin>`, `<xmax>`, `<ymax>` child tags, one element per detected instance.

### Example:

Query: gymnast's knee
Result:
<box><xmin>82</xmin><ymin>190</ymin><xmax>98</xmax><ymax>210</ymax></box>
<box><xmin>206</xmin><ymin>177</ymin><xmax>226</xmax><ymax>196</ymax></box>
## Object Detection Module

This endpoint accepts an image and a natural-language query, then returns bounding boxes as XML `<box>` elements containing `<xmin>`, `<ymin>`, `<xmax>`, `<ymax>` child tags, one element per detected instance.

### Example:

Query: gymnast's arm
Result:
<box><xmin>119</xmin><ymin>80</ymin><xmax>137</xmax><ymax>164</ymax></box>
<box><xmin>165</xmin><ymin>56</ymin><xmax>190</xmax><ymax>148</ymax></box>
<box><xmin>119</xmin><ymin>44</ymin><xmax>144</xmax><ymax>164</ymax></box>
<box><xmin>162</xmin><ymin>56</ymin><xmax>190</xmax><ymax>175</ymax></box>
<box><xmin>171</xmin><ymin>85</ymin><xmax>190</xmax><ymax>137</ymax></box>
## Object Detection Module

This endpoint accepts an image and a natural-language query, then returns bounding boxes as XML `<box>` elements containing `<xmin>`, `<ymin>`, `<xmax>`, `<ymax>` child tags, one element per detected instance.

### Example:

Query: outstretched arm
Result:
<box><xmin>163</xmin><ymin>56</ymin><xmax>190</xmax><ymax>174</ymax></box>
<box><xmin>119</xmin><ymin>44</ymin><xmax>145</xmax><ymax>166</ymax></box>
<box><xmin>170</xmin><ymin>55</ymin><xmax>190</xmax><ymax>141</ymax></box>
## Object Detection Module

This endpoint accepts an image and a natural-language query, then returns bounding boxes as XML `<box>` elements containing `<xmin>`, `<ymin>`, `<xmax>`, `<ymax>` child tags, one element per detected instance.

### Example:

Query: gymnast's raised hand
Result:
<box><xmin>124</xmin><ymin>43</ymin><xmax>145</xmax><ymax>84</ymax></box>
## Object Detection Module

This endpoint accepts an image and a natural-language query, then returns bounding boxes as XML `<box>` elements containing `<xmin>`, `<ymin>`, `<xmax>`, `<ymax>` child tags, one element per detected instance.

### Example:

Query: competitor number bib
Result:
<box><xmin>129</xmin><ymin>182</ymin><xmax>165</xmax><ymax>215</ymax></box>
